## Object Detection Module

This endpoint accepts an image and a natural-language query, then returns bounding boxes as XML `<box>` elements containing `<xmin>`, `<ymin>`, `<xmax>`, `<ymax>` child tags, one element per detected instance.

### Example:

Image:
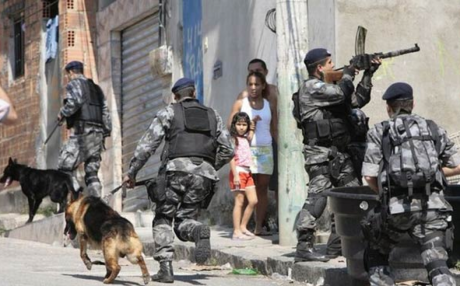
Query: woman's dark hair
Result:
<box><xmin>246</xmin><ymin>71</ymin><xmax>268</xmax><ymax>98</ymax></box>
<box><xmin>247</xmin><ymin>58</ymin><xmax>267</xmax><ymax>71</ymax></box>
<box><xmin>230</xmin><ymin>112</ymin><xmax>251</xmax><ymax>146</ymax></box>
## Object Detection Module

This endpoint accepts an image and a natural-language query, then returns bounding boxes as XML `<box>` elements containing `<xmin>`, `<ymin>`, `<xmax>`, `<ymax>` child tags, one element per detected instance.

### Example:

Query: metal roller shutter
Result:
<box><xmin>121</xmin><ymin>14</ymin><xmax>164</xmax><ymax>210</ymax></box>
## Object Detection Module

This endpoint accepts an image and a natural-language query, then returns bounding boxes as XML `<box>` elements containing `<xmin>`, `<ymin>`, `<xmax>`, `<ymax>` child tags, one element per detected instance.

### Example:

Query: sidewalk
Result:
<box><xmin>136</xmin><ymin>226</ymin><xmax>351</xmax><ymax>286</ymax></box>
<box><xmin>4</xmin><ymin>212</ymin><xmax>460</xmax><ymax>286</ymax></box>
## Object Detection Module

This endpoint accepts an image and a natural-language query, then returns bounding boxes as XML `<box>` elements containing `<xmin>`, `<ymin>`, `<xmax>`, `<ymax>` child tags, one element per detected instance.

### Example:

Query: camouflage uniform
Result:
<box><xmin>362</xmin><ymin>114</ymin><xmax>460</xmax><ymax>286</ymax></box>
<box><xmin>127</xmin><ymin>98</ymin><xmax>234</xmax><ymax>262</ymax></box>
<box><xmin>296</xmin><ymin>74</ymin><xmax>372</xmax><ymax>258</ymax></box>
<box><xmin>58</xmin><ymin>74</ymin><xmax>111</xmax><ymax>197</ymax></box>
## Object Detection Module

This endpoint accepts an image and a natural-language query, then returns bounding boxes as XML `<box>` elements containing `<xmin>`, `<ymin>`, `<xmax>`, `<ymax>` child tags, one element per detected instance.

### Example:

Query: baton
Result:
<box><xmin>43</xmin><ymin>119</ymin><xmax>64</xmax><ymax>146</ymax></box>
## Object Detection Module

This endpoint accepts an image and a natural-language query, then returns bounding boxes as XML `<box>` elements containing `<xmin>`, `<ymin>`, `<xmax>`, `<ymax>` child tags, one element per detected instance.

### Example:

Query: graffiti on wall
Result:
<box><xmin>183</xmin><ymin>0</ymin><xmax>203</xmax><ymax>102</ymax></box>
<box><xmin>437</xmin><ymin>40</ymin><xmax>460</xmax><ymax>77</ymax></box>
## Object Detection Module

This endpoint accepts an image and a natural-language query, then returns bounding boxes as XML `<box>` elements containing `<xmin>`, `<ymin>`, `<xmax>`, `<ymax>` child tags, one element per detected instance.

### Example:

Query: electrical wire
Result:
<box><xmin>265</xmin><ymin>8</ymin><xmax>276</xmax><ymax>34</ymax></box>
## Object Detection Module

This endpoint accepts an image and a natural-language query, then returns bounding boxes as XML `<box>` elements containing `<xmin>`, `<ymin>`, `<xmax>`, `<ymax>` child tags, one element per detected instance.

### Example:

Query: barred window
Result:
<box><xmin>13</xmin><ymin>17</ymin><xmax>25</xmax><ymax>79</ymax></box>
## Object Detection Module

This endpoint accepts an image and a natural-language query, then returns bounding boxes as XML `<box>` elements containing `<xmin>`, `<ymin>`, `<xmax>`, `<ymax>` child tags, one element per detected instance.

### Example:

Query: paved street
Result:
<box><xmin>0</xmin><ymin>237</ymin><xmax>302</xmax><ymax>286</ymax></box>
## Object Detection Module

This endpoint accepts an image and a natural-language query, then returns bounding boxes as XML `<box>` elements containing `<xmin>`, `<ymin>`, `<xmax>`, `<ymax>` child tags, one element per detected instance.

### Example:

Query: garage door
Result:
<box><xmin>121</xmin><ymin>14</ymin><xmax>164</xmax><ymax>209</ymax></box>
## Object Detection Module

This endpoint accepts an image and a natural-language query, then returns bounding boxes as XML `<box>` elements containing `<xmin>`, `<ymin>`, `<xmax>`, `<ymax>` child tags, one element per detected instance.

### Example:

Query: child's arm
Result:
<box><xmin>230</xmin><ymin>157</ymin><xmax>240</xmax><ymax>189</ymax></box>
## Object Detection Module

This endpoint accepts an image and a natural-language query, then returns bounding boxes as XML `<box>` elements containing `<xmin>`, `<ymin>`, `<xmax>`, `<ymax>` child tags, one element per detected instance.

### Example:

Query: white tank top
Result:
<box><xmin>240</xmin><ymin>97</ymin><xmax>272</xmax><ymax>146</ymax></box>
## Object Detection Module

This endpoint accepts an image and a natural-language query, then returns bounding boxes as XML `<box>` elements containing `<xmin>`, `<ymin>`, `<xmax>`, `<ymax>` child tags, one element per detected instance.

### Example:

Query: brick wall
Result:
<box><xmin>0</xmin><ymin>0</ymin><xmax>98</xmax><ymax>176</ymax></box>
<box><xmin>60</xmin><ymin>0</ymin><xmax>98</xmax><ymax>82</ymax></box>
<box><xmin>0</xmin><ymin>0</ymin><xmax>43</xmax><ymax>169</ymax></box>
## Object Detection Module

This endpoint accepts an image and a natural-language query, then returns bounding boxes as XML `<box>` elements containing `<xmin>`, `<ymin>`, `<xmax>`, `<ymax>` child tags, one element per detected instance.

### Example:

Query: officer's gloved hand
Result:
<box><xmin>342</xmin><ymin>65</ymin><xmax>357</xmax><ymax>80</ymax></box>
<box><xmin>367</xmin><ymin>58</ymin><xmax>382</xmax><ymax>75</ymax></box>
<box><xmin>123</xmin><ymin>175</ymin><xmax>136</xmax><ymax>188</ymax></box>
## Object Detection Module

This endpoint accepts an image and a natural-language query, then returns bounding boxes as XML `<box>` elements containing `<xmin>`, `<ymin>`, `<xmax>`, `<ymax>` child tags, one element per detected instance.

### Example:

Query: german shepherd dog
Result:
<box><xmin>64</xmin><ymin>195</ymin><xmax>150</xmax><ymax>284</ymax></box>
<box><xmin>0</xmin><ymin>157</ymin><xmax>77</xmax><ymax>223</ymax></box>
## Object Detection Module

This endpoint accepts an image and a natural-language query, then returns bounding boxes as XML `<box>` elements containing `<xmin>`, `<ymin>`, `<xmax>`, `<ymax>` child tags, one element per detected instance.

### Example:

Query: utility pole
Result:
<box><xmin>276</xmin><ymin>0</ymin><xmax>309</xmax><ymax>246</ymax></box>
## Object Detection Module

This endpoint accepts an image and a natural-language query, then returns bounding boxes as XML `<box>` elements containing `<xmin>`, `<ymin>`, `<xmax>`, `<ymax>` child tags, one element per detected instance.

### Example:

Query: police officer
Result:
<box><xmin>294</xmin><ymin>48</ymin><xmax>380</xmax><ymax>262</ymax></box>
<box><xmin>57</xmin><ymin>61</ymin><xmax>111</xmax><ymax>197</ymax></box>
<box><xmin>123</xmin><ymin>78</ymin><xmax>234</xmax><ymax>283</ymax></box>
<box><xmin>362</xmin><ymin>82</ymin><xmax>460</xmax><ymax>286</ymax></box>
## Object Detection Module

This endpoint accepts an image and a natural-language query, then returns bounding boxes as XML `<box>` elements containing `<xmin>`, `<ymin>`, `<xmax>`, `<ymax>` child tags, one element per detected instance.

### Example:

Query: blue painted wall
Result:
<box><xmin>183</xmin><ymin>0</ymin><xmax>204</xmax><ymax>102</ymax></box>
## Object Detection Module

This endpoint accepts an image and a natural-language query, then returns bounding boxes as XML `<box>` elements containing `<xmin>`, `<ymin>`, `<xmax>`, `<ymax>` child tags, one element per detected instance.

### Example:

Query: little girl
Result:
<box><xmin>229</xmin><ymin>112</ymin><xmax>258</xmax><ymax>240</ymax></box>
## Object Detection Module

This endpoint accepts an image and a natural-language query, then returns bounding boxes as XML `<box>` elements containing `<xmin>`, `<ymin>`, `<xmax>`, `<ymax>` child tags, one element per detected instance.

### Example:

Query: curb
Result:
<box><xmin>142</xmin><ymin>241</ymin><xmax>351</xmax><ymax>285</ymax></box>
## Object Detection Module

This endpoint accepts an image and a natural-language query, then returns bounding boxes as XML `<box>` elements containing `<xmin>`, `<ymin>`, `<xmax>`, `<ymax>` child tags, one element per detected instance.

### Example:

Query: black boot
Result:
<box><xmin>193</xmin><ymin>224</ymin><xmax>211</xmax><ymax>264</ymax></box>
<box><xmin>295</xmin><ymin>230</ymin><xmax>330</xmax><ymax>262</ymax></box>
<box><xmin>152</xmin><ymin>261</ymin><xmax>174</xmax><ymax>283</ymax></box>
<box><xmin>325</xmin><ymin>217</ymin><xmax>342</xmax><ymax>259</ymax></box>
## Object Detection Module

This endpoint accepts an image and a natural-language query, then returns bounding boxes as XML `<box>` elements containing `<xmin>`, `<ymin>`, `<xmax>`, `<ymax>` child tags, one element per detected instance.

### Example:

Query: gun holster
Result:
<box><xmin>146</xmin><ymin>172</ymin><xmax>167</xmax><ymax>203</ymax></box>
<box><xmin>360</xmin><ymin>205</ymin><xmax>386</xmax><ymax>245</ymax></box>
<box><xmin>328</xmin><ymin>147</ymin><xmax>341</xmax><ymax>180</ymax></box>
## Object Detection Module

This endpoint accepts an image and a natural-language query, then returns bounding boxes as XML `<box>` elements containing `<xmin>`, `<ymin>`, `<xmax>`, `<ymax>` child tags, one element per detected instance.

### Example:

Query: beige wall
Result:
<box><xmin>334</xmin><ymin>0</ymin><xmax>460</xmax><ymax>133</ymax></box>
<box><xmin>201</xmin><ymin>0</ymin><xmax>277</xmax><ymax>225</ymax></box>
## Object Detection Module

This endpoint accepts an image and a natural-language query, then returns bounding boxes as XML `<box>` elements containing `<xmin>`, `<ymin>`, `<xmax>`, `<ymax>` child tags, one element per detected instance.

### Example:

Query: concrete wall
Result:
<box><xmin>200</xmin><ymin>0</ymin><xmax>277</xmax><ymax>225</ymax></box>
<box><xmin>334</xmin><ymin>0</ymin><xmax>460</xmax><ymax>133</ymax></box>
<box><xmin>96</xmin><ymin>0</ymin><xmax>160</xmax><ymax>211</ymax></box>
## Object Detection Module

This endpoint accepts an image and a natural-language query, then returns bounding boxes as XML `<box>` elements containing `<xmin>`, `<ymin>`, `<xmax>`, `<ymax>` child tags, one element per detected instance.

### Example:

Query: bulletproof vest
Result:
<box><xmin>379</xmin><ymin>115</ymin><xmax>444</xmax><ymax>197</ymax></box>
<box><xmin>167</xmin><ymin>99</ymin><xmax>217</xmax><ymax>165</ymax></box>
<box><xmin>301</xmin><ymin>102</ymin><xmax>351</xmax><ymax>149</ymax></box>
<box><xmin>70</xmin><ymin>79</ymin><xmax>104</xmax><ymax>128</ymax></box>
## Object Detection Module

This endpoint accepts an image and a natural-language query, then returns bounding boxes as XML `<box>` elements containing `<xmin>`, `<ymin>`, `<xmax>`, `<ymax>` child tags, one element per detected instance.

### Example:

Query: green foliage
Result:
<box><xmin>36</xmin><ymin>205</ymin><xmax>57</xmax><ymax>217</ymax></box>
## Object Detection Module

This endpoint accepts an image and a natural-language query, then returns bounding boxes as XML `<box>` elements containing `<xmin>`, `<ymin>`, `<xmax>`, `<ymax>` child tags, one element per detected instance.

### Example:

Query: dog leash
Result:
<box><xmin>102</xmin><ymin>178</ymin><xmax>152</xmax><ymax>202</ymax></box>
<box><xmin>43</xmin><ymin>118</ymin><xmax>64</xmax><ymax>146</ymax></box>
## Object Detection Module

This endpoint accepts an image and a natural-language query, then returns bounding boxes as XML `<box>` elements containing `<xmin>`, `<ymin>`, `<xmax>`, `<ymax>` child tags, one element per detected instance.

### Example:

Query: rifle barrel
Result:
<box><xmin>379</xmin><ymin>44</ymin><xmax>420</xmax><ymax>59</ymax></box>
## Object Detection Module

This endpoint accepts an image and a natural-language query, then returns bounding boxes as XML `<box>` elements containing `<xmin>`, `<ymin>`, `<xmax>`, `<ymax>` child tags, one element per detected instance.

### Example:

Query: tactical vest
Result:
<box><xmin>301</xmin><ymin>103</ymin><xmax>351</xmax><ymax>149</ymax></box>
<box><xmin>68</xmin><ymin>79</ymin><xmax>104</xmax><ymax>130</ymax></box>
<box><xmin>167</xmin><ymin>99</ymin><xmax>217</xmax><ymax>165</ymax></box>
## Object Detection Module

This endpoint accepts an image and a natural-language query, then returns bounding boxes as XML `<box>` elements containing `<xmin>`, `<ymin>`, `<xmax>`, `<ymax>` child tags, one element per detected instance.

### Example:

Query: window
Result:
<box><xmin>13</xmin><ymin>17</ymin><xmax>25</xmax><ymax>79</ymax></box>
<box><xmin>42</xmin><ymin>0</ymin><xmax>59</xmax><ymax>18</ymax></box>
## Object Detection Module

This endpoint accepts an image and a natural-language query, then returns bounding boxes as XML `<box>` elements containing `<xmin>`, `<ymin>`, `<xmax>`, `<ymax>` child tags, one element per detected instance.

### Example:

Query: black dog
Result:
<box><xmin>0</xmin><ymin>158</ymin><xmax>78</xmax><ymax>223</ymax></box>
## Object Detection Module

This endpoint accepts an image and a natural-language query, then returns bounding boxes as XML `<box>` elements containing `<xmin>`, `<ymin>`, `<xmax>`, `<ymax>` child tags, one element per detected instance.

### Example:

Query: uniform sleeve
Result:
<box><xmin>60</xmin><ymin>79</ymin><xmax>85</xmax><ymax>117</ymax></box>
<box><xmin>127</xmin><ymin>107</ymin><xmax>172</xmax><ymax>178</ymax></box>
<box><xmin>352</xmin><ymin>82</ymin><xmax>372</xmax><ymax>108</ymax></box>
<box><xmin>214</xmin><ymin>111</ymin><xmax>235</xmax><ymax>171</ymax></box>
<box><xmin>438</xmin><ymin>126</ymin><xmax>460</xmax><ymax>168</ymax></box>
<box><xmin>302</xmin><ymin>80</ymin><xmax>346</xmax><ymax>108</ymax></box>
<box><xmin>362</xmin><ymin>125</ymin><xmax>383</xmax><ymax>177</ymax></box>
<box><xmin>101</xmin><ymin>98</ymin><xmax>112</xmax><ymax>136</ymax></box>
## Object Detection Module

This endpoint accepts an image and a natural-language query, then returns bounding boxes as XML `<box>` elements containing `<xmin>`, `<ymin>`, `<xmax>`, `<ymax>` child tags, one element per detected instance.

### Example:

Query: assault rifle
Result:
<box><xmin>323</xmin><ymin>26</ymin><xmax>421</xmax><ymax>83</ymax></box>
<box><xmin>324</xmin><ymin>44</ymin><xmax>420</xmax><ymax>83</ymax></box>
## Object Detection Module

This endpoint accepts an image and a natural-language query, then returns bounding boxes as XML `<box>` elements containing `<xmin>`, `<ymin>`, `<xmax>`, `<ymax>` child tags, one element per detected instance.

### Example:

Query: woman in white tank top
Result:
<box><xmin>228</xmin><ymin>71</ymin><xmax>277</xmax><ymax>236</ymax></box>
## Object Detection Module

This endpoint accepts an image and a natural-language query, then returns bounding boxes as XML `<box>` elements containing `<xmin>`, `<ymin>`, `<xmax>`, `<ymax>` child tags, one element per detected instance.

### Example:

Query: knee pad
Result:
<box><xmin>304</xmin><ymin>193</ymin><xmax>327</xmax><ymax>219</ymax></box>
<box><xmin>173</xmin><ymin>227</ymin><xmax>187</xmax><ymax>242</ymax></box>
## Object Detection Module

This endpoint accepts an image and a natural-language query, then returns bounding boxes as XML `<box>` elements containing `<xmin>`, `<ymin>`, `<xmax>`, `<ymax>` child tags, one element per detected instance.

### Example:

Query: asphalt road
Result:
<box><xmin>0</xmin><ymin>237</ymin><xmax>302</xmax><ymax>286</ymax></box>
